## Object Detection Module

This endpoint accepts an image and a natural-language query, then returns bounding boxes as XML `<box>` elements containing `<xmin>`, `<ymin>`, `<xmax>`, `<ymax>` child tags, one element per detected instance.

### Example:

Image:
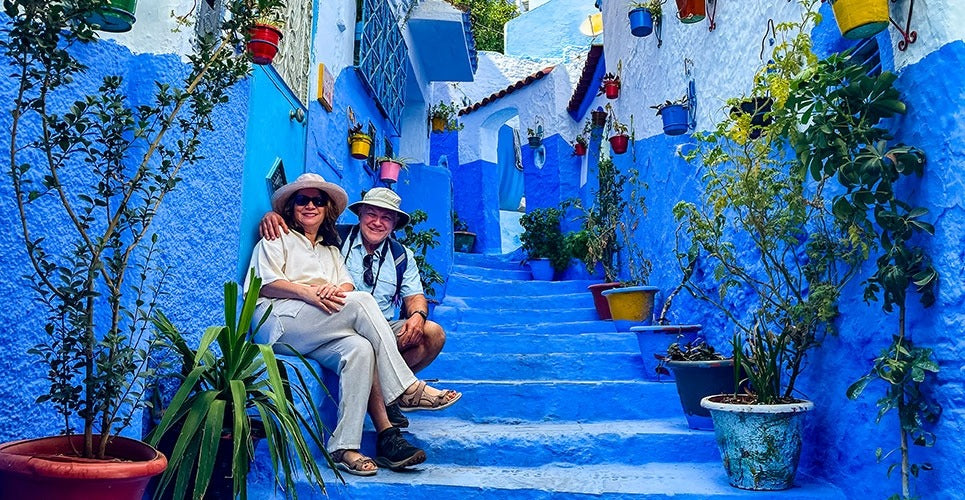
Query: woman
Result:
<box><xmin>245</xmin><ymin>173</ymin><xmax>461</xmax><ymax>476</ymax></box>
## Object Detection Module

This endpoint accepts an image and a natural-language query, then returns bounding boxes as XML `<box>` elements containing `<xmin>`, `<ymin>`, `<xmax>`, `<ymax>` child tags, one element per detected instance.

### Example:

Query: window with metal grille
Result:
<box><xmin>355</xmin><ymin>0</ymin><xmax>408</xmax><ymax>133</ymax></box>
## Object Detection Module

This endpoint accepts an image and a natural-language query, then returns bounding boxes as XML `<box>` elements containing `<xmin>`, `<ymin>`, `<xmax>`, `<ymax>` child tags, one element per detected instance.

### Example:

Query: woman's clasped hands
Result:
<box><xmin>307</xmin><ymin>282</ymin><xmax>348</xmax><ymax>313</ymax></box>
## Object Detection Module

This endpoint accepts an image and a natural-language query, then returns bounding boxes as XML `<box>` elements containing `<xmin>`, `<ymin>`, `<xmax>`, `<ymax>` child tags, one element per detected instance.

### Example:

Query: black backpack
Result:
<box><xmin>337</xmin><ymin>224</ymin><xmax>408</xmax><ymax>314</ymax></box>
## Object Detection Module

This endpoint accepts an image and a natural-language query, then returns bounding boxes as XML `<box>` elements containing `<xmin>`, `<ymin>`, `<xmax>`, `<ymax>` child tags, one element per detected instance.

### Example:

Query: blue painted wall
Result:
<box><xmin>0</xmin><ymin>34</ymin><xmax>250</xmax><ymax>442</ymax></box>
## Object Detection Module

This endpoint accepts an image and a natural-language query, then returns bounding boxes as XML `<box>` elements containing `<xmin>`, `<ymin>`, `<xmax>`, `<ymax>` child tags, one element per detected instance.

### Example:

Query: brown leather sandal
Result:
<box><xmin>332</xmin><ymin>449</ymin><xmax>378</xmax><ymax>477</ymax></box>
<box><xmin>398</xmin><ymin>380</ymin><xmax>462</xmax><ymax>412</ymax></box>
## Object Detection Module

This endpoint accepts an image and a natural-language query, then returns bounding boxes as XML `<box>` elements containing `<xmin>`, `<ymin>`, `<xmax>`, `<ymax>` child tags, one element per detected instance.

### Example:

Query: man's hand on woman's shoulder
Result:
<box><xmin>260</xmin><ymin>211</ymin><xmax>289</xmax><ymax>240</ymax></box>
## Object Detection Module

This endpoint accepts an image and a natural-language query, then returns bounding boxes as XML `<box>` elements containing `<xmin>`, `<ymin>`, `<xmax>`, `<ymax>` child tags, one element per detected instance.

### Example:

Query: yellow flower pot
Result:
<box><xmin>831</xmin><ymin>0</ymin><xmax>890</xmax><ymax>40</ymax></box>
<box><xmin>430</xmin><ymin>116</ymin><xmax>446</xmax><ymax>132</ymax></box>
<box><xmin>348</xmin><ymin>133</ymin><xmax>372</xmax><ymax>160</ymax></box>
<box><xmin>601</xmin><ymin>286</ymin><xmax>659</xmax><ymax>332</ymax></box>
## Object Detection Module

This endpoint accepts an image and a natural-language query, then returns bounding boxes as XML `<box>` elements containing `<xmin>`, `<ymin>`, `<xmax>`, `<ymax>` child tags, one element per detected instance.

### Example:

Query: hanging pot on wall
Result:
<box><xmin>248</xmin><ymin>23</ymin><xmax>284</xmax><ymax>65</ymax></box>
<box><xmin>379</xmin><ymin>160</ymin><xmax>402</xmax><ymax>184</ymax></box>
<box><xmin>574</xmin><ymin>142</ymin><xmax>587</xmax><ymax>156</ymax></box>
<box><xmin>675</xmin><ymin>0</ymin><xmax>706</xmax><ymax>24</ymax></box>
<box><xmin>830</xmin><ymin>0</ymin><xmax>890</xmax><ymax>40</ymax></box>
<box><xmin>609</xmin><ymin>134</ymin><xmax>629</xmax><ymax>154</ymax></box>
<box><xmin>430</xmin><ymin>116</ymin><xmax>447</xmax><ymax>132</ymax></box>
<box><xmin>659</xmin><ymin>104</ymin><xmax>689</xmax><ymax>136</ymax></box>
<box><xmin>84</xmin><ymin>0</ymin><xmax>138</xmax><ymax>33</ymax></box>
<box><xmin>348</xmin><ymin>133</ymin><xmax>373</xmax><ymax>160</ymax></box>
<box><xmin>628</xmin><ymin>8</ymin><xmax>654</xmax><ymax>37</ymax></box>
<box><xmin>527</xmin><ymin>136</ymin><xmax>542</xmax><ymax>148</ymax></box>
<box><xmin>602</xmin><ymin>79</ymin><xmax>621</xmax><ymax>99</ymax></box>
<box><xmin>591</xmin><ymin>109</ymin><xmax>609</xmax><ymax>128</ymax></box>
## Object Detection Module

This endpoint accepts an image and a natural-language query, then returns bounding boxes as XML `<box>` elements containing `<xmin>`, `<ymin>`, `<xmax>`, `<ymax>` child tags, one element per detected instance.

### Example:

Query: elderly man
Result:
<box><xmin>260</xmin><ymin>188</ymin><xmax>449</xmax><ymax>428</ymax></box>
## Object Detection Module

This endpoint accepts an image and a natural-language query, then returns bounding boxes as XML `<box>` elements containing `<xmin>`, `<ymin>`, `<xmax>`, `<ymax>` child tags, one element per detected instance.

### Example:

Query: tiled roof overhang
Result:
<box><xmin>458</xmin><ymin>66</ymin><xmax>555</xmax><ymax>116</ymax></box>
<box><xmin>566</xmin><ymin>44</ymin><xmax>606</xmax><ymax>122</ymax></box>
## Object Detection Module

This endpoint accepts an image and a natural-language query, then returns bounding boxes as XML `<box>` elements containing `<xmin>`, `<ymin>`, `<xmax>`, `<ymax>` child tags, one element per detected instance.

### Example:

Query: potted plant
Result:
<box><xmin>674</xmin><ymin>0</ymin><xmax>706</xmax><ymax>24</ymax></box>
<box><xmin>829</xmin><ymin>0</ymin><xmax>889</xmax><ymax>40</ymax></box>
<box><xmin>247</xmin><ymin>2</ymin><xmax>286</xmax><ymax>65</ymax></box>
<box><xmin>729</xmin><ymin>96</ymin><xmax>773</xmax><ymax>140</ymax></box>
<box><xmin>520</xmin><ymin>207</ymin><xmax>571</xmax><ymax>281</ymax></box>
<box><xmin>606</xmin><ymin>105</ymin><xmax>633</xmax><ymax>155</ymax></box>
<box><xmin>146</xmin><ymin>276</ymin><xmax>331</xmax><ymax>499</ymax></box>
<box><xmin>600</xmin><ymin>72</ymin><xmax>621</xmax><ymax>99</ymax></box>
<box><xmin>452</xmin><ymin>212</ymin><xmax>476</xmax><ymax>253</ymax></box>
<box><xmin>0</xmin><ymin>1</ymin><xmax>268</xmax><ymax>497</ymax></box>
<box><xmin>590</xmin><ymin>107</ymin><xmax>609</xmax><ymax>128</ymax></box>
<box><xmin>348</xmin><ymin>122</ymin><xmax>373</xmax><ymax>160</ymax></box>
<box><xmin>428</xmin><ymin>100</ymin><xmax>463</xmax><ymax>133</ymax></box>
<box><xmin>656</xmin><ymin>337</ymin><xmax>735</xmax><ymax>430</ymax></box>
<box><xmin>628</xmin><ymin>0</ymin><xmax>664</xmax><ymax>37</ymax></box>
<box><xmin>651</xmin><ymin>95</ymin><xmax>690</xmax><ymax>136</ymax></box>
<box><xmin>600</xmin><ymin>167</ymin><xmax>657</xmax><ymax>332</ymax></box>
<box><xmin>571</xmin><ymin>134</ymin><xmax>588</xmax><ymax>156</ymax></box>
<box><xmin>678</xmin><ymin>3</ymin><xmax>861</xmax><ymax>489</ymax></box>
<box><xmin>84</xmin><ymin>0</ymin><xmax>138</xmax><ymax>32</ymax></box>
<box><xmin>376</xmin><ymin>155</ymin><xmax>411</xmax><ymax>185</ymax></box>
<box><xmin>574</xmin><ymin>157</ymin><xmax>625</xmax><ymax>319</ymax></box>
<box><xmin>786</xmin><ymin>50</ymin><xmax>941</xmax><ymax>499</ymax></box>
<box><xmin>526</xmin><ymin>117</ymin><xmax>544</xmax><ymax>147</ymax></box>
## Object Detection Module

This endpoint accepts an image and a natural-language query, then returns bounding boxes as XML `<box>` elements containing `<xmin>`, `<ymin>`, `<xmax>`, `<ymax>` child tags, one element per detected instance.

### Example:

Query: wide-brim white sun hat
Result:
<box><xmin>271</xmin><ymin>172</ymin><xmax>348</xmax><ymax>217</ymax></box>
<box><xmin>347</xmin><ymin>187</ymin><xmax>411</xmax><ymax>229</ymax></box>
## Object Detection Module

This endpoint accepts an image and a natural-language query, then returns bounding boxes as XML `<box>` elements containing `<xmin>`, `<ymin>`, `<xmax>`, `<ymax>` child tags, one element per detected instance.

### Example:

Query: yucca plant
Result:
<box><xmin>147</xmin><ymin>274</ymin><xmax>333</xmax><ymax>499</ymax></box>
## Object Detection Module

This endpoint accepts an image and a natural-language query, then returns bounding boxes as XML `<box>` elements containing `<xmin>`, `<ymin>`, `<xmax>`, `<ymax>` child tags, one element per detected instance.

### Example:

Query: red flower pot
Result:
<box><xmin>248</xmin><ymin>24</ymin><xmax>283</xmax><ymax>65</ymax></box>
<box><xmin>609</xmin><ymin>134</ymin><xmax>629</xmax><ymax>154</ymax></box>
<box><xmin>603</xmin><ymin>80</ymin><xmax>620</xmax><ymax>99</ymax></box>
<box><xmin>591</xmin><ymin>110</ymin><xmax>608</xmax><ymax>127</ymax></box>
<box><xmin>675</xmin><ymin>0</ymin><xmax>706</xmax><ymax>23</ymax></box>
<box><xmin>574</xmin><ymin>143</ymin><xmax>587</xmax><ymax>156</ymax></box>
<box><xmin>588</xmin><ymin>282</ymin><xmax>622</xmax><ymax>320</ymax></box>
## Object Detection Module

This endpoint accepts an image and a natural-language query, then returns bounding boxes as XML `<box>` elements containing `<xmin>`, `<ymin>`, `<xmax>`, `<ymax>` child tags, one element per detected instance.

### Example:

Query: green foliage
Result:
<box><xmin>452</xmin><ymin>211</ymin><xmax>470</xmax><ymax>232</ymax></box>
<box><xmin>428</xmin><ymin>101</ymin><xmax>463</xmax><ymax>131</ymax></box>
<box><xmin>786</xmin><ymin>36</ymin><xmax>941</xmax><ymax>499</ymax></box>
<box><xmin>520</xmin><ymin>207</ymin><xmax>570</xmax><ymax>272</ymax></box>
<box><xmin>629</xmin><ymin>0</ymin><xmax>665</xmax><ymax>17</ymax></box>
<box><xmin>675</xmin><ymin>0</ymin><xmax>860</xmax><ymax>404</ymax></box>
<box><xmin>398</xmin><ymin>210</ymin><xmax>444</xmax><ymax>300</ymax></box>
<box><xmin>617</xmin><ymin>166</ymin><xmax>651</xmax><ymax>286</ymax></box>
<box><xmin>565</xmin><ymin>157</ymin><xmax>625</xmax><ymax>282</ymax></box>
<box><xmin>148</xmin><ymin>275</ymin><xmax>330</xmax><ymax>500</ymax></box>
<box><xmin>449</xmin><ymin>0</ymin><xmax>519</xmax><ymax>53</ymax></box>
<box><xmin>3</xmin><ymin>0</ymin><xmax>265</xmax><ymax>458</ymax></box>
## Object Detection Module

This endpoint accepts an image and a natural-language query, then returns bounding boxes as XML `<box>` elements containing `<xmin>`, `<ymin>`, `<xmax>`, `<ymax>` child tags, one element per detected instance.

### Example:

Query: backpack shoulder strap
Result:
<box><xmin>388</xmin><ymin>238</ymin><xmax>408</xmax><ymax>315</ymax></box>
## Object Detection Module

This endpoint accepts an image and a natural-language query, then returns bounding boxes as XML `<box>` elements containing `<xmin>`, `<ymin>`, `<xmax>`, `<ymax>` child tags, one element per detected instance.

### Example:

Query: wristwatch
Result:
<box><xmin>410</xmin><ymin>310</ymin><xmax>428</xmax><ymax>321</ymax></box>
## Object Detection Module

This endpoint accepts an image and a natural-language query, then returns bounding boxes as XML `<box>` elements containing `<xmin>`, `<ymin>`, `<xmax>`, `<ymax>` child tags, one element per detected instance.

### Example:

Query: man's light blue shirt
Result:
<box><xmin>342</xmin><ymin>230</ymin><xmax>424</xmax><ymax>321</ymax></box>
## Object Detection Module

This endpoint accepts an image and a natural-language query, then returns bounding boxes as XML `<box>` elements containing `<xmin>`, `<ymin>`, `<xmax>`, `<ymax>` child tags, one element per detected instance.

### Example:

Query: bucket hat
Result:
<box><xmin>347</xmin><ymin>187</ymin><xmax>411</xmax><ymax>229</ymax></box>
<box><xmin>271</xmin><ymin>172</ymin><xmax>348</xmax><ymax>216</ymax></box>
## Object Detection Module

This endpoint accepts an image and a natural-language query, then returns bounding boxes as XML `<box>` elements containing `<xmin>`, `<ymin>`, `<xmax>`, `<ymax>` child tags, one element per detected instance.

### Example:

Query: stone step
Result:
<box><xmin>451</xmin><ymin>263</ymin><xmax>531</xmax><ymax>280</ymax></box>
<box><xmin>444</xmin><ymin>331</ymin><xmax>639</xmax><ymax>354</ymax></box>
<box><xmin>442</xmin><ymin>291</ymin><xmax>594</xmax><ymax>310</ymax></box>
<box><xmin>445</xmin><ymin>273</ymin><xmax>598</xmax><ymax>296</ymax></box>
<box><xmin>396</xmin><ymin>380</ymin><xmax>682</xmax><ymax>422</ymax></box>
<box><xmin>403</xmin><ymin>417</ymin><xmax>719</xmax><ymax>466</ymax></box>
<box><xmin>453</xmin><ymin>252</ymin><xmax>525</xmax><ymax>270</ymax></box>
<box><xmin>437</xmin><ymin>318</ymin><xmax>618</xmax><ymax>335</ymax></box>
<box><xmin>249</xmin><ymin>462</ymin><xmax>845</xmax><ymax>499</ymax></box>
<box><xmin>423</xmin><ymin>352</ymin><xmax>648</xmax><ymax>381</ymax></box>
<box><xmin>438</xmin><ymin>305</ymin><xmax>600</xmax><ymax>324</ymax></box>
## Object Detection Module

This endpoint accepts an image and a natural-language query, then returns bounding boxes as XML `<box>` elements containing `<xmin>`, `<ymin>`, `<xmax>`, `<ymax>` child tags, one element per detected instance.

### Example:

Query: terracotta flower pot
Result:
<box><xmin>574</xmin><ymin>143</ymin><xmax>587</xmax><ymax>156</ymax></box>
<box><xmin>247</xmin><ymin>23</ymin><xmax>283</xmax><ymax>65</ymax></box>
<box><xmin>609</xmin><ymin>134</ymin><xmax>629</xmax><ymax>154</ymax></box>
<box><xmin>0</xmin><ymin>434</ymin><xmax>167</xmax><ymax>500</ymax></box>
<box><xmin>675</xmin><ymin>0</ymin><xmax>706</xmax><ymax>24</ymax></box>
<box><xmin>603</xmin><ymin>80</ymin><xmax>620</xmax><ymax>99</ymax></box>
<box><xmin>588</xmin><ymin>282</ymin><xmax>622</xmax><ymax>320</ymax></box>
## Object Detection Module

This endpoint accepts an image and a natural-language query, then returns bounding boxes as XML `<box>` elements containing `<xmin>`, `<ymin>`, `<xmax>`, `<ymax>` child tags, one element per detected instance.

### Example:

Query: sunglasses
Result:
<box><xmin>293</xmin><ymin>193</ymin><xmax>328</xmax><ymax>207</ymax></box>
<box><xmin>362</xmin><ymin>254</ymin><xmax>377</xmax><ymax>287</ymax></box>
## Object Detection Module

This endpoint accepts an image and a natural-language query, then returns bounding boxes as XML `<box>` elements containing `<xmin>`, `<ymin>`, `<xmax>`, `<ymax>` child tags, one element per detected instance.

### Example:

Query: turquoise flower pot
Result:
<box><xmin>701</xmin><ymin>395</ymin><xmax>813</xmax><ymax>490</ymax></box>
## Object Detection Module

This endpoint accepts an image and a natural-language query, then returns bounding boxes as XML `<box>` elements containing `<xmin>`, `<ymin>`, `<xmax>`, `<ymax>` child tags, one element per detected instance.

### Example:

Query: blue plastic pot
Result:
<box><xmin>660</xmin><ymin>104</ymin><xmax>689</xmax><ymax>136</ymax></box>
<box><xmin>528</xmin><ymin>259</ymin><xmax>554</xmax><ymax>281</ymax></box>
<box><xmin>630</xmin><ymin>324</ymin><xmax>701</xmax><ymax>380</ymax></box>
<box><xmin>628</xmin><ymin>8</ymin><xmax>654</xmax><ymax>37</ymax></box>
<box><xmin>701</xmin><ymin>396</ymin><xmax>814</xmax><ymax>490</ymax></box>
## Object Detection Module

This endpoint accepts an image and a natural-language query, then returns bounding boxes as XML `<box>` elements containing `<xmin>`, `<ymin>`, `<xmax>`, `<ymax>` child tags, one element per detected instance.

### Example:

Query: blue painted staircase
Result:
<box><xmin>250</xmin><ymin>253</ymin><xmax>844</xmax><ymax>499</ymax></box>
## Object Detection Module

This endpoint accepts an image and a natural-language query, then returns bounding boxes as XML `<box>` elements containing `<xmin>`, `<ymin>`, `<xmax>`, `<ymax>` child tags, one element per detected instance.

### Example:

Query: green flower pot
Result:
<box><xmin>85</xmin><ymin>0</ymin><xmax>138</xmax><ymax>33</ymax></box>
